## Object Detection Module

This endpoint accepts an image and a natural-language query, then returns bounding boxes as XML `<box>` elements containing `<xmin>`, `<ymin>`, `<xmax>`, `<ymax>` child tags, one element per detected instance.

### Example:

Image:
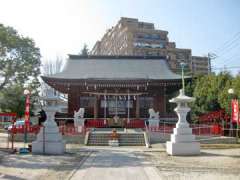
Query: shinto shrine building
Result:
<box><xmin>42</xmin><ymin>55</ymin><xmax>185</xmax><ymax>122</ymax></box>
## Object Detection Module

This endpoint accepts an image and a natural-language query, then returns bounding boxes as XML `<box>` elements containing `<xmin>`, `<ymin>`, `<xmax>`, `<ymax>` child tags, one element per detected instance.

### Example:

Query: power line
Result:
<box><xmin>212</xmin><ymin>31</ymin><xmax>240</xmax><ymax>67</ymax></box>
<box><xmin>213</xmin><ymin>53</ymin><xmax>240</xmax><ymax>68</ymax></box>
<box><xmin>212</xmin><ymin>65</ymin><xmax>240</xmax><ymax>70</ymax></box>
<box><xmin>214</xmin><ymin>42</ymin><xmax>240</xmax><ymax>58</ymax></box>
<box><xmin>213</xmin><ymin>31</ymin><xmax>240</xmax><ymax>54</ymax></box>
<box><xmin>223</xmin><ymin>55</ymin><xmax>240</xmax><ymax>65</ymax></box>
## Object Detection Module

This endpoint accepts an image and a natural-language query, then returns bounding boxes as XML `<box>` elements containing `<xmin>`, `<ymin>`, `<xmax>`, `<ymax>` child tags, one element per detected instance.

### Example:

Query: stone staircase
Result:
<box><xmin>86</xmin><ymin>132</ymin><xmax>146</xmax><ymax>146</ymax></box>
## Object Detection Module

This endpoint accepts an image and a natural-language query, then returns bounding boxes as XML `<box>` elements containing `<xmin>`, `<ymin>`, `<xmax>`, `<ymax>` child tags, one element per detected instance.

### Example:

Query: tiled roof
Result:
<box><xmin>44</xmin><ymin>55</ymin><xmax>183</xmax><ymax>80</ymax></box>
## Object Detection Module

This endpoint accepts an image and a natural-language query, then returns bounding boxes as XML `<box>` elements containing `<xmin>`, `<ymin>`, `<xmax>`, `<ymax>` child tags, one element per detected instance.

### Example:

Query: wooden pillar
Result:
<box><xmin>67</xmin><ymin>92</ymin><xmax>72</xmax><ymax>115</ymax></box>
<box><xmin>68</xmin><ymin>87</ymin><xmax>80</xmax><ymax>116</ymax></box>
<box><xmin>94</xmin><ymin>96</ymin><xmax>99</xmax><ymax>118</ymax></box>
<box><xmin>163</xmin><ymin>85</ymin><xmax>167</xmax><ymax>115</ymax></box>
<box><xmin>154</xmin><ymin>87</ymin><xmax>165</xmax><ymax>114</ymax></box>
<box><xmin>135</xmin><ymin>96</ymin><xmax>140</xmax><ymax>118</ymax></box>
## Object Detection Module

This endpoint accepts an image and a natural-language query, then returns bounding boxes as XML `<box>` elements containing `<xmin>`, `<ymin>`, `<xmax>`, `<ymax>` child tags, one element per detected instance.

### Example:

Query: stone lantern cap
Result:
<box><xmin>169</xmin><ymin>89</ymin><xmax>195</xmax><ymax>103</ymax></box>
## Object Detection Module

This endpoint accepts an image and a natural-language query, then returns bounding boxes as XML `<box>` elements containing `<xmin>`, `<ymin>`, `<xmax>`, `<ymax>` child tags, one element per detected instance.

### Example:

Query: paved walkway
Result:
<box><xmin>70</xmin><ymin>149</ymin><xmax>161</xmax><ymax>180</ymax></box>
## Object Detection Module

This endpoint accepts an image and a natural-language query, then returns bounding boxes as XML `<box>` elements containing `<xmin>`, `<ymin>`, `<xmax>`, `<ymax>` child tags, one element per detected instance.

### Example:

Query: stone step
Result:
<box><xmin>87</xmin><ymin>132</ymin><xmax>146</xmax><ymax>146</ymax></box>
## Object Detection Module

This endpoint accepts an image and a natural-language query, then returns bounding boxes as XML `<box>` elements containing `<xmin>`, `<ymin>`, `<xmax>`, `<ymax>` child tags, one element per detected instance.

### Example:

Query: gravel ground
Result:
<box><xmin>0</xmin><ymin>150</ymin><xmax>89</xmax><ymax>180</ymax></box>
<box><xmin>0</xmin><ymin>132</ymin><xmax>240</xmax><ymax>180</ymax></box>
<box><xmin>144</xmin><ymin>149</ymin><xmax>240</xmax><ymax>180</ymax></box>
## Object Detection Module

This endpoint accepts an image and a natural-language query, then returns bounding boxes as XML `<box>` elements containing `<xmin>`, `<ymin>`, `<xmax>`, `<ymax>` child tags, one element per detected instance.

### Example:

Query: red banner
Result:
<box><xmin>25</xmin><ymin>94</ymin><xmax>30</xmax><ymax>127</ymax></box>
<box><xmin>231</xmin><ymin>99</ymin><xmax>239</xmax><ymax>124</ymax></box>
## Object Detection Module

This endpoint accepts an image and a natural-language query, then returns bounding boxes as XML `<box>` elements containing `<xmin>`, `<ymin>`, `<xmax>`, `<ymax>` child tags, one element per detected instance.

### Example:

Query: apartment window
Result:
<box><xmin>144</xmin><ymin>34</ymin><xmax>150</xmax><ymax>39</ymax></box>
<box><xmin>136</xmin><ymin>34</ymin><xmax>144</xmax><ymax>39</ymax></box>
<box><xmin>159</xmin><ymin>43</ymin><xmax>164</xmax><ymax>48</ymax></box>
<box><xmin>151</xmin><ymin>34</ymin><xmax>161</xmax><ymax>39</ymax></box>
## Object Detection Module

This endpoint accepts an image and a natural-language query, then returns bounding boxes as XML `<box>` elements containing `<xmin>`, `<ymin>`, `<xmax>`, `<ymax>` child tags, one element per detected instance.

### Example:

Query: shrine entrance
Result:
<box><xmin>81</xmin><ymin>91</ymin><xmax>147</xmax><ymax>128</ymax></box>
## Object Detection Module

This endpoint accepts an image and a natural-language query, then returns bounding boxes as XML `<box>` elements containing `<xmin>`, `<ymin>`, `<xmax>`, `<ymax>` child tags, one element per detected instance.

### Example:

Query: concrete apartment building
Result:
<box><xmin>91</xmin><ymin>17</ymin><xmax>209</xmax><ymax>75</ymax></box>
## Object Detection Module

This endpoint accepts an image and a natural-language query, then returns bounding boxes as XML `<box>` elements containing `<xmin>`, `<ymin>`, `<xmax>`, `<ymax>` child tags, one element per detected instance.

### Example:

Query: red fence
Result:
<box><xmin>84</xmin><ymin>119</ymin><xmax>146</xmax><ymax>129</ymax></box>
<box><xmin>8</xmin><ymin>120</ymin><xmax>223</xmax><ymax>136</ymax></box>
<box><xmin>10</xmin><ymin>125</ymin><xmax>41</xmax><ymax>134</ymax></box>
<box><xmin>125</xmin><ymin>119</ymin><xmax>145</xmax><ymax>128</ymax></box>
<box><xmin>85</xmin><ymin>119</ymin><xmax>107</xmax><ymax>128</ymax></box>
<box><xmin>147</xmin><ymin>124</ymin><xmax>222</xmax><ymax>136</ymax></box>
<box><xmin>9</xmin><ymin>125</ymin><xmax>87</xmax><ymax>136</ymax></box>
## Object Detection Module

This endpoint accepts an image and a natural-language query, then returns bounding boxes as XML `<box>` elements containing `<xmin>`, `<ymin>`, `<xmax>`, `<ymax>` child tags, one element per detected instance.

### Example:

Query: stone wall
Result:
<box><xmin>148</xmin><ymin>132</ymin><xmax>236</xmax><ymax>144</ymax></box>
<box><xmin>9</xmin><ymin>133</ymin><xmax>85</xmax><ymax>144</ymax></box>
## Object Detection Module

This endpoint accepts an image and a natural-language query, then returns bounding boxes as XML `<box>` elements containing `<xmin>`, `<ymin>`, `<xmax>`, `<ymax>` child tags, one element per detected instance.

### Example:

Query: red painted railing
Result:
<box><xmin>9</xmin><ymin>125</ymin><xmax>87</xmax><ymax>135</ymax></box>
<box><xmin>84</xmin><ymin>119</ymin><xmax>146</xmax><ymax>128</ymax></box>
<box><xmin>125</xmin><ymin>119</ymin><xmax>145</xmax><ymax>128</ymax></box>
<box><xmin>10</xmin><ymin>125</ymin><xmax>41</xmax><ymax>134</ymax></box>
<box><xmin>85</xmin><ymin>119</ymin><xmax>107</xmax><ymax>128</ymax></box>
<box><xmin>146</xmin><ymin>124</ymin><xmax>222</xmax><ymax>136</ymax></box>
<box><xmin>9</xmin><ymin>123</ymin><xmax>222</xmax><ymax>136</ymax></box>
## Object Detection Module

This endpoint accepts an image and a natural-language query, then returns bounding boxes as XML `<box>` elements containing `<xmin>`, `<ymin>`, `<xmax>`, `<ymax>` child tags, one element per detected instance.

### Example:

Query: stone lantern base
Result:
<box><xmin>166</xmin><ymin>123</ymin><xmax>200</xmax><ymax>155</ymax></box>
<box><xmin>32</xmin><ymin>110</ymin><xmax>65</xmax><ymax>155</ymax></box>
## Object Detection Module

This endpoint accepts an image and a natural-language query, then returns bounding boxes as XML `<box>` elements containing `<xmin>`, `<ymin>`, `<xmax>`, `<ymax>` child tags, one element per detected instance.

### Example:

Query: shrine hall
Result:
<box><xmin>42</xmin><ymin>55</ymin><xmax>185</xmax><ymax>124</ymax></box>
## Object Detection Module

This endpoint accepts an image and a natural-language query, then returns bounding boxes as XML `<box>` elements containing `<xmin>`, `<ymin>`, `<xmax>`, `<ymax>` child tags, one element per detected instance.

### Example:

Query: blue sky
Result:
<box><xmin>0</xmin><ymin>0</ymin><xmax>239</xmax><ymax>72</ymax></box>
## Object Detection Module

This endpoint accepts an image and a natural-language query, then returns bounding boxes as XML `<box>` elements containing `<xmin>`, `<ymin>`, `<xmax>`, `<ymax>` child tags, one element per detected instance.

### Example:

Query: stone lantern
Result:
<box><xmin>166</xmin><ymin>89</ymin><xmax>200</xmax><ymax>155</ymax></box>
<box><xmin>32</xmin><ymin>97</ymin><xmax>65</xmax><ymax>154</ymax></box>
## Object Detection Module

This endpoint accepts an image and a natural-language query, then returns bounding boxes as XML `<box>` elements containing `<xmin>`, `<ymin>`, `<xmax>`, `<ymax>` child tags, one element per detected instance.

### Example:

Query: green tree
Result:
<box><xmin>0</xmin><ymin>24</ymin><xmax>41</xmax><ymax>116</ymax></box>
<box><xmin>191</xmin><ymin>72</ymin><xmax>232</xmax><ymax>117</ymax></box>
<box><xmin>0</xmin><ymin>24</ymin><xmax>41</xmax><ymax>90</ymax></box>
<box><xmin>0</xmin><ymin>84</ymin><xmax>39</xmax><ymax>117</ymax></box>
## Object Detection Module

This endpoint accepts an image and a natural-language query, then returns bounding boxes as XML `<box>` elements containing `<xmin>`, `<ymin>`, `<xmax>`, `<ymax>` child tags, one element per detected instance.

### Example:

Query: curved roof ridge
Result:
<box><xmin>44</xmin><ymin>56</ymin><xmax>183</xmax><ymax>80</ymax></box>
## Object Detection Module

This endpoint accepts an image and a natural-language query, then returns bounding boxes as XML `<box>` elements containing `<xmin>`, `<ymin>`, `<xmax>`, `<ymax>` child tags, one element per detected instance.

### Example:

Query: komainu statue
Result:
<box><xmin>74</xmin><ymin>108</ymin><xmax>85</xmax><ymax>128</ymax></box>
<box><xmin>148</xmin><ymin>108</ymin><xmax>159</xmax><ymax>120</ymax></box>
<box><xmin>74</xmin><ymin>108</ymin><xmax>85</xmax><ymax>119</ymax></box>
<box><xmin>148</xmin><ymin>108</ymin><xmax>160</xmax><ymax>127</ymax></box>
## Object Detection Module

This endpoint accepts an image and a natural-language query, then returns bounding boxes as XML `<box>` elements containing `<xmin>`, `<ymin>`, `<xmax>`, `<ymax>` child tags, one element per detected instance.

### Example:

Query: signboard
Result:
<box><xmin>100</xmin><ymin>100</ymin><xmax>133</xmax><ymax>108</ymax></box>
<box><xmin>231</xmin><ymin>99</ymin><xmax>239</xmax><ymax>124</ymax></box>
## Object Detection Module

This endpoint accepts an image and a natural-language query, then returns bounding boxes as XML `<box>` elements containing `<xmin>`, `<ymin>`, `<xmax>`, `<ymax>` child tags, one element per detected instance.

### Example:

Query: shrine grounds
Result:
<box><xmin>0</xmin><ymin>133</ymin><xmax>239</xmax><ymax>180</ymax></box>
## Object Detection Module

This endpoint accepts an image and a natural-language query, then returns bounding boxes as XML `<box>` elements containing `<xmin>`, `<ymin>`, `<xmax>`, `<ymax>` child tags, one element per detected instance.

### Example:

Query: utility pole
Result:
<box><xmin>207</xmin><ymin>53</ymin><xmax>217</xmax><ymax>74</ymax></box>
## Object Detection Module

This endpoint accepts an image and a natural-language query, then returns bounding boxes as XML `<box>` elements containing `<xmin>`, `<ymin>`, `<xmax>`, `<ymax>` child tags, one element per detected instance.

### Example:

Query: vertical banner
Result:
<box><xmin>231</xmin><ymin>99</ymin><xmax>239</xmax><ymax>124</ymax></box>
<box><xmin>25</xmin><ymin>94</ymin><xmax>30</xmax><ymax>127</ymax></box>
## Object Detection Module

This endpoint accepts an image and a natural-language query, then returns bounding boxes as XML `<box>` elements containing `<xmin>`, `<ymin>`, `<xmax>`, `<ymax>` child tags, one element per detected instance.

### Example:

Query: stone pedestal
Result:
<box><xmin>148</xmin><ymin>119</ymin><xmax>159</xmax><ymax>127</ymax></box>
<box><xmin>108</xmin><ymin>140</ymin><xmax>119</xmax><ymax>147</ymax></box>
<box><xmin>32</xmin><ymin>107</ymin><xmax>65</xmax><ymax>155</ymax></box>
<box><xmin>166</xmin><ymin>89</ymin><xmax>200</xmax><ymax>156</ymax></box>
<box><xmin>74</xmin><ymin>118</ymin><xmax>85</xmax><ymax>127</ymax></box>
